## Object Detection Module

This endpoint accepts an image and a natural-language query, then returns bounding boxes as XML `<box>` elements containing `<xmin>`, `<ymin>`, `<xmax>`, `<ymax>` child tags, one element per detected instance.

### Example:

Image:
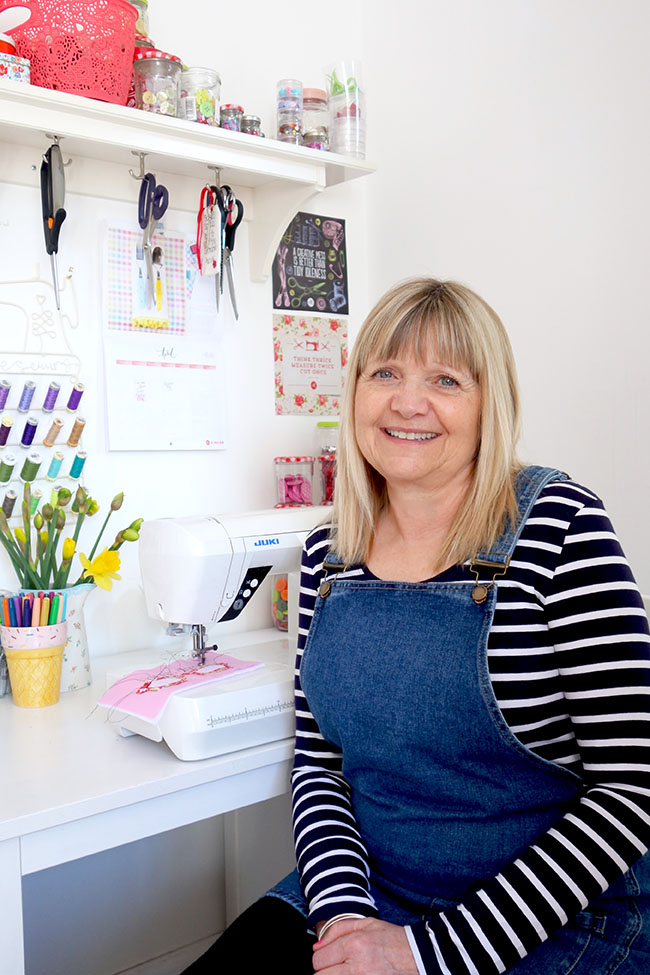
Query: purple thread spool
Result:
<box><xmin>20</xmin><ymin>416</ymin><xmax>38</xmax><ymax>448</ymax></box>
<box><xmin>17</xmin><ymin>381</ymin><xmax>36</xmax><ymax>413</ymax></box>
<box><xmin>0</xmin><ymin>416</ymin><xmax>12</xmax><ymax>448</ymax></box>
<box><xmin>42</xmin><ymin>381</ymin><xmax>61</xmax><ymax>413</ymax></box>
<box><xmin>0</xmin><ymin>380</ymin><xmax>11</xmax><ymax>410</ymax></box>
<box><xmin>67</xmin><ymin>383</ymin><xmax>85</xmax><ymax>412</ymax></box>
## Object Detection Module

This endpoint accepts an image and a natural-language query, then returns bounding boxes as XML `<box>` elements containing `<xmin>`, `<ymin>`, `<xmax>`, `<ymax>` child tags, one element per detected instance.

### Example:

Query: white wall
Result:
<box><xmin>363</xmin><ymin>0</ymin><xmax>650</xmax><ymax>592</ymax></box>
<box><xmin>5</xmin><ymin>0</ymin><xmax>650</xmax><ymax>971</ymax></box>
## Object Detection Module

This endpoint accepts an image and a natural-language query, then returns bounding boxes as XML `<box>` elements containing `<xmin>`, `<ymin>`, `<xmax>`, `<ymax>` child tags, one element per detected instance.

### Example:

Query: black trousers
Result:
<box><xmin>181</xmin><ymin>895</ymin><xmax>314</xmax><ymax>973</ymax></box>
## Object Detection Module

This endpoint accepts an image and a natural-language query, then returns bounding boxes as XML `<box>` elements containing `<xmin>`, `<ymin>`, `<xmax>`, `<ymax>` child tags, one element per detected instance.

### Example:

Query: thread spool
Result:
<box><xmin>29</xmin><ymin>487</ymin><xmax>42</xmax><ymax>515</ymax></box>
<box><xmin>2</xmin><ymin>488</ymin><xmax>17</xmax><ymax>517</ymax></box>
<box><xmin>0</xmin><ymin>380</ymin><xmax>11</xmax><ymax>410</ymax></box>
<box><xmin>17</xmin><ymin>381</ymin><xmax>36</xmax><ymax>413</ymax></box>
<box><xmin>50</xmin><ymin>484</ymin><xmax>63</xmax><ymax>506</ymax></box>
<box><xmin>20</xmin><ymin>452</ymin><xmax>41</xmax><ymax>482</ymax></box>
<box><xmin>46</xmin><ymin>451</ymin><xmax>64</xmax><ymax>481</ymax></box>
<box><xmin>20</xmin><ymin>416</ymin><xmax>38</xmax><ymax>448</ymax></box>
<box><xmin>67</xmin><ymin>383</ymin><xmax>85</xmax><ymax>412</ymax></box>
<box><xmin>67</xmin><ymin>416</ymin><xmax>86</xmax><ymax>447</ymax></box>
<box><xmin>0</xmin><ymin>454</ymin><xmax>16</xmax><ymax>483</ymax></box>
<box><xmin>69</xmin><ymin>451</ymin><xmax>87</xmax><ymax>480</ymax></box>
<box><xmin>42</xmin><ymin>381</ymin><xmax>61</xmax><ymax>413</ymax></box>
<box><xmin>43</xmin><ymin>417</ymin><xmax>63</xmax><ymax>447</ymax></box>
<box><xmin>0</xmin><ymin>416</ymin><xmax>12</xmax><ymax>448</ymax></box>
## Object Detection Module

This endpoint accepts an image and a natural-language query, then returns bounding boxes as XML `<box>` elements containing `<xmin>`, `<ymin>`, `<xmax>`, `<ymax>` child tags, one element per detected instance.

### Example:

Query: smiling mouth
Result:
<box><xmin>384</xmin><ymin>429</ymin><xmax>439</xmax><ymax>441</ymax></box>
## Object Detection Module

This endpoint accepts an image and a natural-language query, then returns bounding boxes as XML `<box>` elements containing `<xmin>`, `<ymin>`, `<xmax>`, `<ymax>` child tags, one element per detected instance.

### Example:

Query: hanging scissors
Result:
<box><xmin>223</xmin><ymin>195</ymin><xmax>244</xmax><ymax>321</ymax></box>
<box><xmin>40</xmin><ymin>141</ymin><xmax>66</xmax><ymax>311</ymax></box>
<box><xmin>138</xmin><ymin>172</ymin><xmax>169</xmax><ymax>304</ymax></box>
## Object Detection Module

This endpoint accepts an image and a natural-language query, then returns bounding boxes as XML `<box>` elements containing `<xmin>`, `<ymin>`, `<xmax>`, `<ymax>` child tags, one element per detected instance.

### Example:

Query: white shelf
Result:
<box><xmin>0</xmin><ymin>82</ymin><xmax>375</xmax><ymax>280</ymax></box>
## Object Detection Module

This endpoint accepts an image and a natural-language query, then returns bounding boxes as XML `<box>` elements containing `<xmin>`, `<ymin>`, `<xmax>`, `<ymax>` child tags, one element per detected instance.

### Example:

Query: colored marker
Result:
<box><xmin>31</xmin><ymin>596</ymin><xmax>41</xmax><ymax>627</ymax></box>
<box><xmin>56</xmin><ymin>596</ymin><xmax>64</xmax><ymax>624</ymax></box>
<box><xmin>40</xmin><ymin>597</ymin><xmax>50</xmax><ymax>626</ymax></box>
<box><xmin>8</xmin><ymin>600</ymin><xmax>16</xmax><ymax>627</ymax></box>
<box><xmin>49</xmin><ymin>595</ymin><xmax>59</xmax><ymax>625</ymax></box>
<box><xmin>2</xmin><ymin>596</ymin><xmax>9</xmax><ymax>626</ymax></box>
<box><xmin>12</xmin><ymin>596</ymin><xmax>21</xmax><ymax>627</ymax></box>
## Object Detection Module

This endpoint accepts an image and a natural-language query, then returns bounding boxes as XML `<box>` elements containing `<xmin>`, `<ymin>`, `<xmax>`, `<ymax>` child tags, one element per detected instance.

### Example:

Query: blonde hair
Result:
<box><xmin>330</xmin><ymin>278</ymin><xmax>522</xmax><ymax>567</ymax></box>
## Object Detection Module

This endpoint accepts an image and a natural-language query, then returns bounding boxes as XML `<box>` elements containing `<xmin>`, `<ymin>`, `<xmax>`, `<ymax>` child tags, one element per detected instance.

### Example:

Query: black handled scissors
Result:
<box><xmin>138</xmin><ymin>173</ymin><xmax>169</xmax><ymax>304</ymax></box>
<box><xmin>40</xmin><ymin>142</ymin><xmax>66</xmax><ymax>311</ymax></box>
<box><xmin>223</xmin><ymin>196</ymin><xmax>244</xmax><ymax>321</ymax></box>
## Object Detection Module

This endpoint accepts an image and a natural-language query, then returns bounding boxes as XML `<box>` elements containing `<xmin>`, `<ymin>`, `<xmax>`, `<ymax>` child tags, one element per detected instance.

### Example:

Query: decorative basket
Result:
<box><xmin>5</xmin><ymin>0</ymin><xmax>137</xmax><ymax>104</ymax></box>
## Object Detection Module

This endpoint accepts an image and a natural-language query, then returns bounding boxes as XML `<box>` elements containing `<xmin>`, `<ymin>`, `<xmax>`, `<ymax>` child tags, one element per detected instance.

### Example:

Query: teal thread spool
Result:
<box><xmin>20</xmin><ymin>452</ymin><xmax>42</xmax><ymax>482</ymax></box>
<box><xmin>69</xmin><ymin>451</ymin><xmax>87</xmax><ymax>480</ymax></box>
<box><xmin>2</xmin><ymin>489</ymin><xmax>17</xmax><ymax>517</ymax></box>
<box><xmin>46</xmin><ymin>451</ymin><xmax>64</xmax><ymax>481</ymax></box>
<box><xmin>0</xmin><ymin>453</ymin><xmax>16</xmax><ymax>484</ymax></box>
<box><xmin>30</xmin><ymin>487</ymin><xmax>42</xmax><ymax>516</ymax></box>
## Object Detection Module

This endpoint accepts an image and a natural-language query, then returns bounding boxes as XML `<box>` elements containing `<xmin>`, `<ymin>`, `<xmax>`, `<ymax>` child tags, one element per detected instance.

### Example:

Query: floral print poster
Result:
<box><xmin>273</xmin><ymin>314</ymin><xmax>347</xmax><ymax>415</ymax></box>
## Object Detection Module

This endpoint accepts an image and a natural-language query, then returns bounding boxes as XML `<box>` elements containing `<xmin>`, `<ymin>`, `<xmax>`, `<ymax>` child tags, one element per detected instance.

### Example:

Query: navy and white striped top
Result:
<box><xmin>291</xmin><ymin>479</ymin><xmax>650</xmax><ymax>974</ymax></box>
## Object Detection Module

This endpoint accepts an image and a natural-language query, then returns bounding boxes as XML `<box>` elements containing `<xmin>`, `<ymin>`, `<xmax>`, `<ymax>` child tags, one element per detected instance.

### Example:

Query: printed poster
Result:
<box><xmin>272</xmin><ymin>212</ymin><xmax>349</xmax><ymax>315</ymax></box>
<box><xmin>103</xmin><ymin>225</ymin><xmax>226</xmax><ymax>450</ymax></box>
<box><xmin>273</xmin><ymin>313</ymin><xmax>347</xmax><ymax>415</ymax></box>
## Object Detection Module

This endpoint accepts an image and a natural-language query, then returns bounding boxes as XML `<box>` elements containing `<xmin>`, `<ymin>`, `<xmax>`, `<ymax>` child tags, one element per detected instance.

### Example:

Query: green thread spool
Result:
<box><xmin>50</xmin><ymin>484</ymin><xmax>62</xmax><ymax>506</ymax></box>
<box><xmin>30</xmin><ymin>487</ymin><xmax>42</xmax><ymax>515</ymax></box>
<box><xmin>20</xmin><ymin>452</ymin><xmax>41</xmax><ymax>482</ymax></box>
<box><xmin>2</xmin><ymin>489</ymin><xmax>17</xmax><ymax>517</ymax></box>
<box><xmin>0</xmin><ymin>453</ymin><xmax>16</xmax><ymax>483</ymax></box>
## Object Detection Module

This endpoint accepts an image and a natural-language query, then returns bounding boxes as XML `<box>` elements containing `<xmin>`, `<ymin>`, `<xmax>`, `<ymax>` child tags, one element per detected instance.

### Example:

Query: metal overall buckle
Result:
<box><xmin>319</xmin><ymin>559</ymin><xmax>346</xmax><ymax>598</ymax></box>
<box><xmin>469</xmin><ymin>557</ymin><xmax>510</xmax><ymax>604</ymax></box>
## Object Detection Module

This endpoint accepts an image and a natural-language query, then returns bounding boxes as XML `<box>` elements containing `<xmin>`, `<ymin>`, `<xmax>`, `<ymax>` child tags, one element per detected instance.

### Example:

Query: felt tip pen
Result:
<box><xmin>40</xmin><ymin>597</ymin><xmax>50</xmax><ymax>627</ymax></box>
<box><xmin>49</xmin><ymin>595</ymin><xmax>59</xmax><ymax>625</ymax></box>
<box><xmin>12</xmin><ymin>595</ymin><xmax>21</xmax><ymax>627</ymax></box>
<box><xmin>32</xmin><ymin>596</ymin><xmax>41</xmax><ymax>627</ymax></box>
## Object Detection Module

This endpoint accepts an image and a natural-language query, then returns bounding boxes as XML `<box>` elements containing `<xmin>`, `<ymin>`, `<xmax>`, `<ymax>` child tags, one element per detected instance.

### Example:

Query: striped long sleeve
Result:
<box><xmin>291</xmin><ymin>480</ymin><xmax>650</xmax><ymax>972</ymax></box>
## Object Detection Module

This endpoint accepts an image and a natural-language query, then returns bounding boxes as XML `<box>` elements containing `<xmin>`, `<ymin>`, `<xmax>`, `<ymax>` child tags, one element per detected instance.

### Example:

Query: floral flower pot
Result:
<box><xmin>21</xmin><ymin>583</ymin><xmax>96</xmax><ymax>692</ymax></box>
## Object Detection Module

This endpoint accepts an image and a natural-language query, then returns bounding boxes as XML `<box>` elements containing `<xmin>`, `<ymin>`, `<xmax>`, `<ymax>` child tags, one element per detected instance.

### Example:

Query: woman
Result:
<box><xmin>185</xmin><ymin>278</ymin><xmax>650</xmax><ymax>974</ymax></box>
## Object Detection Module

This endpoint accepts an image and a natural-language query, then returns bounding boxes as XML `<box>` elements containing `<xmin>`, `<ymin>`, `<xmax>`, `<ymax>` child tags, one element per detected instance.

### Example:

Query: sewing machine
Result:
<box><xmin>109</xmin><ymin>506</ymin><xmax>328</xmax><ymax>760</ymax></box>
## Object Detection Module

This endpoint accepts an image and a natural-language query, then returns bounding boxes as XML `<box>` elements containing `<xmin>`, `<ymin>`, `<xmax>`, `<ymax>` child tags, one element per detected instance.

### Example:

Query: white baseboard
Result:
<box><xmin>114</xmin><ymin>934</ymin><xmax>219</xmax><ymax>975</ymax></box>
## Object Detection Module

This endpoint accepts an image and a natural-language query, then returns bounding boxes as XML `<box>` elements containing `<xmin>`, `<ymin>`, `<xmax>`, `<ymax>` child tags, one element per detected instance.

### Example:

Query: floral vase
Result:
<box><xmin>21</xmin><ymin>583</ymin><xmax>96</xmax><ymax>692</ymax></box>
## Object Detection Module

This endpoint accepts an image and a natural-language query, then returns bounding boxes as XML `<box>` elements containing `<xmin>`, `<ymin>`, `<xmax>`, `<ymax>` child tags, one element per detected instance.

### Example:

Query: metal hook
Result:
<box><xmin>129</xmin><ymin>151</ymin><xmax>148</xmax><ymax>180</ymax></box>
<box><xmin>208</xmin><ymin>165</ymin><xmax>221</xmax><ymax>188</ymax></box>
<box><xmin>43</xmin><ymin>133</ymin><xmax>72</xmax><ymax>166</ymax></box>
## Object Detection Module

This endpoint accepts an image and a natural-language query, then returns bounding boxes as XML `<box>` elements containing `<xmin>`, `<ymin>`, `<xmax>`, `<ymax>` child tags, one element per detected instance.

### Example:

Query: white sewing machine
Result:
<box><xmin>108</xmin><ymin>506</ymin><xmax>328</xmax><ymax>760</ymax></box>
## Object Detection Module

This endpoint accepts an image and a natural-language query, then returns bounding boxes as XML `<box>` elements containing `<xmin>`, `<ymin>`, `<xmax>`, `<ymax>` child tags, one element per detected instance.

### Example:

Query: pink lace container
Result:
<box><xmin>4</xmin><ymin>0</ymin><xmax>137</xmax><ymax>104</ymax></box>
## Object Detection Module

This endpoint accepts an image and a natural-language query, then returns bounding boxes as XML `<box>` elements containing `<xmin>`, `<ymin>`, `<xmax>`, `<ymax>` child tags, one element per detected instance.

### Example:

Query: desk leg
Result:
<box><xmin>0</xmin><ymin>837</ymin><xmax>25</xmax><ymax>974</ymax></box>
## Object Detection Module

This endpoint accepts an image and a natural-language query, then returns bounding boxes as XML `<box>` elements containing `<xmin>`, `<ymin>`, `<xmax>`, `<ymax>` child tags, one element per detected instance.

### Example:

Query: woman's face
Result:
<box><xmin>354</xmin><ymin>345</ymin><xmax>481</xmax><ymax>497</ymax></box>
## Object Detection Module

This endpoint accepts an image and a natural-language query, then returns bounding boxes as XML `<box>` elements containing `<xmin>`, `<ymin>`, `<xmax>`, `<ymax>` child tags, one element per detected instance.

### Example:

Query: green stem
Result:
<box><xmin>88</xmin><ymin>510</ymin><xmax>112</xmax><ymax>561</ymax></box>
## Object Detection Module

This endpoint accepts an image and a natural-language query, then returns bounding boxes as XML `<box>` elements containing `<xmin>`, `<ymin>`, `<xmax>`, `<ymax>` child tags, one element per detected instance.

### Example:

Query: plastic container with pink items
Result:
<box><xmin>274</xmin><ymin>456</ymin><xmax>314</xmax><ymax>505</ymax></box>
<box><xmin>134</xmin><ymin>48</ymin><xmax>182</xmax><ymax>116</ymax></box>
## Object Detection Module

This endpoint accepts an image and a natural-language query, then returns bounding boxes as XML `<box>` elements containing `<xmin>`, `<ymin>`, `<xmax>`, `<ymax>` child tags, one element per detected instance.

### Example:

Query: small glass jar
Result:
<box><xmin>129</xmin><ymin>0</ymin><xmax>149</xmax><ymax>36</ymax></box>
<box><xmin>276</xmin><ymin>78</ymin><xmax>302</xmax><ymax>144</ymax></box>
<box><xmin>274</xmin><ymin>456</ymin><xmax>314</xmax><ymax>505</ymax></box>
<box><xmin>241</xmin><ymin>114</ymin><xmax>262</xmax><ymax>136</ymax></box>
<box><xmin>134</xmin><ymin>50</ymin><xmax>182</xmax><ymax>117</ymax></box>
<box><xmin>271</xmin><ymin>573</ymin><xmax>289</xmax><ymax>631</ymax></box>
<box><xmin>220</xmin><ymin>103</ymin><xmax>243</xmax><ymax>131</ymax></box>
<box><xmin>318</xmin><ymin>454</ymin><xmax>337</xmax><ymax>505</ymax></box>
<box><xmin>181</xmin><ymin>67</ymin><xmax>221</xmax><ymax>125</ymax></box>
<box><xmin>302</xmin><ymin>88</ymin><xmax>329</xmax><ymax>150</ymax></box>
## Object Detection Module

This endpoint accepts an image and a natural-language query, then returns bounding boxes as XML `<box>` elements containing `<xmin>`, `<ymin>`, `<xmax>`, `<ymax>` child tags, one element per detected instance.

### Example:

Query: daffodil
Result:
<box><xmin>78</xmin><ymin>548</ymin><xmax>122</xmax><ymax>591</ymax></box>
<box><xmin>62</xmin><ymin>537</ymin><xmax>76</xmax><ymax>560</ymax></box>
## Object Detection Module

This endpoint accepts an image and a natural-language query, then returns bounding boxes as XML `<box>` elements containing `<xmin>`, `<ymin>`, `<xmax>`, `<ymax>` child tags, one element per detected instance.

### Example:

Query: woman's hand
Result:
<box><xmin>312</xmin><ymin>917</ymin><xmax>419</xmax><ymax>974</ymax></box>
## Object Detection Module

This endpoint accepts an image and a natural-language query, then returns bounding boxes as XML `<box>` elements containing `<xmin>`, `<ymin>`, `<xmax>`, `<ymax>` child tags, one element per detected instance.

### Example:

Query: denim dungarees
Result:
<box><xmin>268</xmin><ymin>466</ymin><xmax>650</xmax><ymax>973</ymax></box>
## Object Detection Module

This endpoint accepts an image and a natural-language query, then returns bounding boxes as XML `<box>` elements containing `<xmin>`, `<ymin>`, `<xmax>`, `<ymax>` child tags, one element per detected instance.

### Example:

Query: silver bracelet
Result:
<box><xmin>318</xmin><ymin>913</ymin><xmax>366</xmax><ymax>940</ymax></box>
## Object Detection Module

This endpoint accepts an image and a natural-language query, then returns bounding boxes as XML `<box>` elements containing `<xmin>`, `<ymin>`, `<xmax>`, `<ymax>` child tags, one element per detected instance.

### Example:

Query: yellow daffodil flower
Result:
<box><xmin>62</xmin><ymin>537</ymin><xmax>76</xmax><ymax>560</ymax></box>
<box><xmin>79</xmin><ymin>548</ymin><xmax>122</xmax><ymax>591</ymax></box>
<box><xmin>14</xmin><ymin>527</ymin><xmax>26</xmax><ymax>544</ymax></box>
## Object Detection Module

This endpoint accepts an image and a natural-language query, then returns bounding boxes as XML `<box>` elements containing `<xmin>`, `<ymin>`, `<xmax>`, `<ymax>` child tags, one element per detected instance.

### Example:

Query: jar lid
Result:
<box><xmin>134</xmin><ymin>33</ymin><xmax>155</xmax><ymax>48</ymax></box>
<box><xmin>274</xmin><ymin>502</ymin><xmax>313</xmax><ymax>508</ymax></box>
<box><xmin>241</xmin><ymin>114</ymin><xmax>261</xmax><ymax>123</ymax></box>
<box><xmin>318</xmin><ymin>453</ymin><xmax>337</xmax><ymax>461</ymax></box>
<box><xmin>181</xmin><ymin>66</ymin><xmax>221</xmax><ymax>82</ymax></box>
<box><xmin>0</xmin><ymin>32</ymin><xmax>16</xmax><ymax>49</ymax></box>
<box><xmin>274</xmin><ymin>455</ymin><xmax>315</xmax><ymax>463</ymax></box>
<box><xmin>134</xmin><ymin>49</ymin><xmax>182</xmax><ymax>64</ymax></box>
<box><xmin>303</xmin><ymin>88</ymin><xmax>327</xmax><ymax>101</ymax></box>
<box><xmin>221</xmin><ymin>103</ymin><xmax>244</xmax><ymax>113</ymax></box>
<box><xmin>317</xmin><ymin>421</ymin><xmax>338</xmax><ymax>427</ymax></box>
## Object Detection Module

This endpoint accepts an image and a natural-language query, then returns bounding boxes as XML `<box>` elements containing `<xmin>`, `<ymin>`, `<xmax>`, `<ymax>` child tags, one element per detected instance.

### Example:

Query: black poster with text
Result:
<box><xmin>272</xmin><ymin>212</ymin><xmax>349</xmax><ymax>315</ymax></box>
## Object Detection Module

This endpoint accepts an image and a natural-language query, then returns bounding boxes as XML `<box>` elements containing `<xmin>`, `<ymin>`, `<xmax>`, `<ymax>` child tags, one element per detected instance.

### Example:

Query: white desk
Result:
<box><xmin>0</xmin><ymin>650</ymin><xmax>294</xmax><ymax>975</ymax></box>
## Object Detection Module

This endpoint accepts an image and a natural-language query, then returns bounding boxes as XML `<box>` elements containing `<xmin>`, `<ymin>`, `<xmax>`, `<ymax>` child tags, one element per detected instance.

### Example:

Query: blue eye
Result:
<box><xmin>373</xmin><ymin>368</ymin><xmax>394</xmax><ymax>380</ymax></box>
<box><xmin>438</xmin><ymin>375</ymin><xmax>458</xmax><ymax>387</ymax></box>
